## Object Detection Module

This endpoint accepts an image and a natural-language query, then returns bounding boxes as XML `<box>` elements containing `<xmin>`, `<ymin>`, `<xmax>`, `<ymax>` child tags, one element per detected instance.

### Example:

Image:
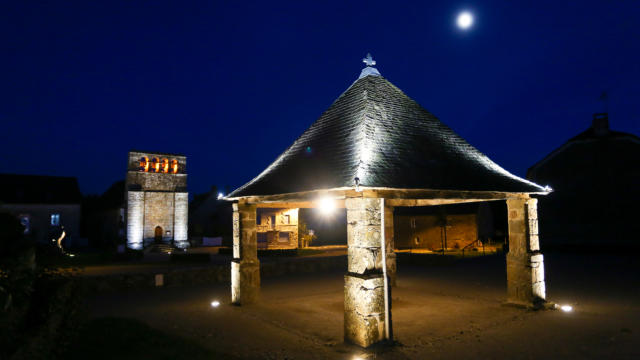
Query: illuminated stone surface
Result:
<box><xmin>506</xmin><ymin>198</ymin><xmax>546</xmax><ymax>306</ymax></box>
<box><xmin>256</xmin><ymin>208</ymin><xmax>299</xmax><ymax>249</ymax></box>
<box><xmin>231</xmin><ymin>202</ymin><xmax>260</xmax><ymax>305</ymax></box>
<box><xmin>344</xmin><ymin>273</ymin><xmax>386</xmax><ymax>347</ymax></box>
<box><xmin>125</xmin><ymin>151</ymin><xmax>188</xmax><ymax>249</ymax></box>
<box><xmin>384</xmin><ymin>204</ymin><xmax>397</xmax><ymax>287</ymax></box>
<box><xmin>345</xmin><ymin>197</ymin><xmax>391</xmax><ymax>347</ymax></box>
<box><xmin>126</xmin><ymin>191</ymin><xmax>144</xmax><ymax>249</ymax></box>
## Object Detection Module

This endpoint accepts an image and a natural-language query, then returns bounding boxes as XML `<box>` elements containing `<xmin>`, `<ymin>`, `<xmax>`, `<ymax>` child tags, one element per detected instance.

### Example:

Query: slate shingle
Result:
<box><xmin>229</xmin><ymin>74</ymin><xmax>545</xmax><ymax>198</ymax></box>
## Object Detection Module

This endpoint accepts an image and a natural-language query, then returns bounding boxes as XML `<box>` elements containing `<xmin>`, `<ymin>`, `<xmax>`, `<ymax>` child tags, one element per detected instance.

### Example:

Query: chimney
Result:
<box><xmin>592</xmin><ymin>113</ymin><xmax>609</xmax><ymax>136</ymax></box>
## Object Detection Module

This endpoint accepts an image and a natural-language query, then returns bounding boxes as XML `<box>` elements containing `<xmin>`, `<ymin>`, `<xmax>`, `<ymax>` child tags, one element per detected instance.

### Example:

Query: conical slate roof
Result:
<box><xmin>229</xmin><ymin>68</ymin><xmax>546</xmax><ymax>198</ymax></box>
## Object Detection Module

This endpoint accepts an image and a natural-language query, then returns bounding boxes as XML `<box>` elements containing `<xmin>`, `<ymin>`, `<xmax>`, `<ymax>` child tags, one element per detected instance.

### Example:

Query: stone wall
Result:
<box><xmin>125</xmin><ymin>150</ymin><xmax>188</xmax><ymax>248</ymax></box>
<box><xmin>256</xmin><ymin>208</ymin><xmax>299</xmax><ymax>249</ymax></box>
<box><xmin>395</xmin><ymin>214</ymin><xmax>478</xmax><ymax>250</ymax></box>
<box><xmin>126</xmin><ymin>172</ymin><xmax>187</xmax><ymax>191</ymax></box>
<box><xmin>174</xmin><ymin>192</ymin><xmax>188</xmax><ymax>245</ymax></box>
<box><xmin>127</xmin><ymin>151</ymin><xmax>186</xmax><ymax>174</ymax></box>
<box><xmin>126</xmin><ymin>191</ymin><xmax>144</xmax><ymax>249</ymax></box>
<box><xmin>143</xmin><ymin>192</ymin><xmax>175</xmax><ymax>241</ymax></box>
<box><xmin>79</xmin><ymin>255</ymin><xmax>347</xmax><ymax>293</ymax></box>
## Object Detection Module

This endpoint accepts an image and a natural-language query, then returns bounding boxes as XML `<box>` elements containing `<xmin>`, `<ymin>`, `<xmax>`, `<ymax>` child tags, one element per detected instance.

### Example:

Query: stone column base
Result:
<box><xmin>506</xmin><ymin>252</ymin><xmax>546</xmax><ymax>307</ymax></box>
<box><xmin>344</xmin><ymin>273</ymin><xmax>387</xmax><ymax>347</ymax></box>
<box><xmin>231</xmin><ymin>259</ymin><xmax>261</xmax><ymax>305</ymax></box>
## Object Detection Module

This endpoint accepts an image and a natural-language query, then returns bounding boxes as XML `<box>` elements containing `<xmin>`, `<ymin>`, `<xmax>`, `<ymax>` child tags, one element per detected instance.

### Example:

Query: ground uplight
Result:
<box><xmin>211</xmin><ymin>300</ymin><xmax>220</xmax><ymax>308</ymax></box>
<box><xmin>560</xmin><ymin>304</ymin><xmax>573</xmax><ymax>312</ymax></box>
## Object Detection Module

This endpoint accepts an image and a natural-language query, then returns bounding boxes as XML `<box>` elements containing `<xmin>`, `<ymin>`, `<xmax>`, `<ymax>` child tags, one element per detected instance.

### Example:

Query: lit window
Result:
<box><xmin>171</xmin><ymin>160</ymin><xmax>179</xmax><ymax>173</ymax></box>
<box><xmin>161</xmin><ymin>158</ymin><xmax>169</xmax><ymax>173</ymax></box>
<box><xmin>139</xmin><ymin>157</ymin><xmax>149</xmax><ymax>172</ymax></box>
<box><xmin>283</xmin><ymin>214</ymin><xmax>290</xmax><ymax>224</ymax></box>
<box><xmin>152</xmin><ymin>158</ymin><xmax>160</xmax><ymax>172</ymax></box>
<box><xmin>51</xmin><ymin>214</ymin><xmax>60</xmax><ymax>226</ymax></box>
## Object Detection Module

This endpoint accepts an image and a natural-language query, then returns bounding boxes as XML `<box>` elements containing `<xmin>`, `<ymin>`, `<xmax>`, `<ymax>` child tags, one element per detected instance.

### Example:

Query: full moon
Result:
<box><xmin>457</xmin><ymin>12</ymin><xmax>473</xmax><ymax>29</ymax></box>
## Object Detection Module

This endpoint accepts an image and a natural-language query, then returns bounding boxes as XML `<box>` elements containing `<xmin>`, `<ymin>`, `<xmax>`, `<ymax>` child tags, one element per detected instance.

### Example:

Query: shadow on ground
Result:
<box><xmin>83</xmin><ymin>253</ymin><xmax>640</xmax><ymax>359</ymax></box>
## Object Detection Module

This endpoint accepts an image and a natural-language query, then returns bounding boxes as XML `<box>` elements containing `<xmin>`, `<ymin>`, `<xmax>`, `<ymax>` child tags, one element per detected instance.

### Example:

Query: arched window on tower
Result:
<box><xmin>151</xmin><ymin>157</ymin><xmax>160</xmax><ymax>173</ymax></box>
<box><xmin>139</xmin><ymin>157</ymin><xmax>149</xmax><ymax>172</ymax></box>
<box><xmin>161</xmin><ymin>158</ymin><xmax>169</xmax><ymax>173</ymax></box>
<box><xmin>171</xmin><ymin>159</ymin><xmax>179</xmax><ymax>174</ymax></box>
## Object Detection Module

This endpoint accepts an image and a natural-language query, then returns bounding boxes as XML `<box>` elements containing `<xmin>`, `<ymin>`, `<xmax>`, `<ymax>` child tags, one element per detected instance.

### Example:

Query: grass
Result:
<box><xmin>62</xmin><ymin>317</ymin><xmax>240</xmax><ymax>360</ymax></box>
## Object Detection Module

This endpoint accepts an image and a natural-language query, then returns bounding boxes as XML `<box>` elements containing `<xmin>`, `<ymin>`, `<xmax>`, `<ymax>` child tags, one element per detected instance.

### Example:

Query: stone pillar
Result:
<box><xmin>506</xmin><ymin>198</ymin><xmax>546</xmax><ymax>307</ymax></box>
<box><xmin>231</xmin><ymin>202</ymin><xmax>260</xmax><ymax>305</ymax></box>
<box><xmin>384</xmin><ymin>204</ymin><xmax>397</xmax><ymax>287</ymax></box>
<box><xmin>126</xmin><ymin>191</ymin><xmax>144</xmax><ymax>250</ymax></box>
<box><xmin>173</xmin><ymin>192</ymin><xmax>189</xmax><ymax>248</ymax></box>
<box><xmin>344</xmin><ymin>197</ymin><xmax>391</xmax><ymax>347</ymax></box>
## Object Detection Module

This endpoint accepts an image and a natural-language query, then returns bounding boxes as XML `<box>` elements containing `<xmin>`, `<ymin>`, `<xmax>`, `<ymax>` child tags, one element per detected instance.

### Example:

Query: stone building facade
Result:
<box><xmin>256</xmin><ymin>208</ymin><xmax>299</xmax><ymax>249</ymax></box>
<box><xmin>395</xmin><ymin>213</ymin><xmax>477</xmax><ymax>250</ymax></box>
<box><xmin>527</xmin><ymin>113</ymin><xmax>640</xmax><ymax>246</ymax></box>
<box><xmin>125</xmin><ymin>151</ymin><xmax>188</xmax><ymax>249</ymax></box>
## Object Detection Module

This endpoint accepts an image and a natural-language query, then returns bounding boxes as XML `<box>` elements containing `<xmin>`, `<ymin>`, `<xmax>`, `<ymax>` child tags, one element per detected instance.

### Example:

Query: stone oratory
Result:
<box><xmin>225</xmin><ymin>54</ymin><xmax>550</xmax><ymax>348</ymax></box>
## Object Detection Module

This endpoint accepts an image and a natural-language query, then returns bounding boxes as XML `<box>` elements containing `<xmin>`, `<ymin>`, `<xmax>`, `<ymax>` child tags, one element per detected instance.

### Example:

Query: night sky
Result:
<box><xmin>2</xmin><ymin>1</ymin><xmax>638</xmax><ymax>196</ymax></box>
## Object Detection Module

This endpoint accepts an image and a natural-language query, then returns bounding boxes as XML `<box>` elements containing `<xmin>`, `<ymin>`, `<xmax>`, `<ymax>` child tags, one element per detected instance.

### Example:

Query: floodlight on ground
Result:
<box><xmin>217</xmin><ymin>192</ymin><xmax>224</xmax><ymax>200</ymax></box>
<box><xmin>560</xmin><ymin>304</ymin><xmax>573</xmax><ymax>312</ymax></box>
<box><xmin>210</xmin><ymin>300</ymin><xmax>220</xmax><ymax>308</ymax></box>
<box><xmin>318</xmin><ymin>197</ymin><xmax>335</xmax><ymax>216</ymax></box>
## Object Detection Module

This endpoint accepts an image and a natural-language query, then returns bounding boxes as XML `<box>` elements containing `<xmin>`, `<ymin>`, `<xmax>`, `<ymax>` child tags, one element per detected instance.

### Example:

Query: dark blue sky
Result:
<box><xmin>1</xmin><ymin>1</ymin><xmax>638</xmax><ymax>195</ymax></box>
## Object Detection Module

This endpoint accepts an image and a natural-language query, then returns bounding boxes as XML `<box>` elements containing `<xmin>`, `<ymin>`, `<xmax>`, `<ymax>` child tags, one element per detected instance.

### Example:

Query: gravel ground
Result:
<box><xmin>88</xmin><ymin>253</ymin><xmax>639</xmax><ymax>359</ymax></box>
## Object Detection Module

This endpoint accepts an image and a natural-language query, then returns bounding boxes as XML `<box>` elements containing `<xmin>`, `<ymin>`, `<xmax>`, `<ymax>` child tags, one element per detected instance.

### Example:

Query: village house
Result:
<box><xmin>0</xmin><ymin>174</ymin><xmax>82</xmax><ymax>246</ymax></box>
<box><xmin>527</xmin><ymin>113</ymin><xmax>640</xmax><ymax>247</ymax></box>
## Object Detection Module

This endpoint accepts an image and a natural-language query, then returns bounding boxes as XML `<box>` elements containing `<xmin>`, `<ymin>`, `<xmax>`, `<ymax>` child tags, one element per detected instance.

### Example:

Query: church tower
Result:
<box><xmin>125</xmin><ymin>150</ymin><xmax>188</xmax><ymax>249</ymax></box>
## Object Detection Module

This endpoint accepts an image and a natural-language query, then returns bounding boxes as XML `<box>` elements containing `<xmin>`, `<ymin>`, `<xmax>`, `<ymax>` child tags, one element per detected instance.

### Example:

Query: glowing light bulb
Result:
<box><xmin>211</xmin><ymin>300</ymin><xmax>220</xmax><ymax>308</ymax></box>
<box><xmin>560</xmin><ymin>305</ymin><xmax>573</xmax><ymax>312</ymax></box>
<box><xmin>318</xmin><ymin>197</ymin><xmax>335</xmax><ymax>216</ymax></box>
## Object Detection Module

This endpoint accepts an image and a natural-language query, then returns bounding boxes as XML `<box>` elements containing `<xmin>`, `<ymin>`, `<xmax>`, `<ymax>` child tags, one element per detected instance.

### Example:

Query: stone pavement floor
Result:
<box><xmin>88</xmin><ymin>254</ymin><xmax>639</xmax><ymax>359</ymax></box>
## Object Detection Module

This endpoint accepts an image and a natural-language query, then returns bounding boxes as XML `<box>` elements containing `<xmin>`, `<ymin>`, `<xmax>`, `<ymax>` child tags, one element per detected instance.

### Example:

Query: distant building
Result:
<box><xmin>0</xmin><ymin>174</ymin><xmax>82</xmax><ymax>246</ymax></box>
<box><xmin>125</xmin><ymin>151</ymin><xmax>188</xmax><ymax>249</ymax></box>
<box><xmin>394</xmin><ymin>202</ymin><xmax>497</xmax><ymax>251</ymax></box>
<box><xmin>256</xmin><ymin>208</ymin><xmax>299</xmax><ymax>249</ymax></box>
<box><xmin>81</xmin><ymin>180</ymin><xmax>125</xmax><ymax>249</ymax></box>
<box><xmin>527</xmin><ymin>113</ymin><xmax>640</xmax><ymax>246</ymax></box>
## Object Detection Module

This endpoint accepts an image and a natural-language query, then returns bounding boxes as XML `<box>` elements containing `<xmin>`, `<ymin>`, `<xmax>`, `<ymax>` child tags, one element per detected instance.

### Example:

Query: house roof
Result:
<box><xmin>527</xmin><ymin>114</ymin><xmax>640</xmax><ymax>178</ymax></box>
<box><xmin>0</xmin><ymin>174</ymin><xmax>82</xmax><ymax>204</ymax></box>
<box><xmin>228</xmin><ymin>67</ymin><xmax>546</xmax><ymax>199</ymax></box>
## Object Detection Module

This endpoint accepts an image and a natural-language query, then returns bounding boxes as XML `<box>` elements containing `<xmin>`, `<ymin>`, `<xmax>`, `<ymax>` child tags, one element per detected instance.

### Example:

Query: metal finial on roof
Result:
<box><xmin>358</xmin><ymin>53</ymin><xmax>381</xmax><ymax>79</ymax></box>
<box><xmin>363</xmin><ymin>53</ymin><xmax>376</xmax><ymax>67</ymax></box>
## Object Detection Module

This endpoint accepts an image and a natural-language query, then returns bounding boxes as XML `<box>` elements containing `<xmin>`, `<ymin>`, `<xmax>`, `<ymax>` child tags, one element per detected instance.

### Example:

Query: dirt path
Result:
<box><xmin>88</xmin><ymin>254</ymin><xmax>640</xmax><ymax>359</ymax></box>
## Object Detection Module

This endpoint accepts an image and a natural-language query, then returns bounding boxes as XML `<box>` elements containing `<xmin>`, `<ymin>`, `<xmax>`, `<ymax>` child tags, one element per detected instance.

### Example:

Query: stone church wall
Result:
<box><xmin>173</xmin><ymin>192</ymin><xmax>188</xmax><ymax>244</ymax></box>
<box><xmin>143</xmin><ymin>192</ymin><xmax>174</xmax><ymax>242</ymax></box>
<box><xmin>125</xmin><ymin>151</ymin><xmax>188</xmax><ymax>249</ymax></box>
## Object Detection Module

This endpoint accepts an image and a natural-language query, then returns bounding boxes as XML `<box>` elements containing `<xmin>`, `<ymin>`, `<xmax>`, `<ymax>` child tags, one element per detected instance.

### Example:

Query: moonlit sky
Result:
<box><xmin>1</xmin><ymin>1</ymin><xmax>639</xmax><ymax>195</ymax></box>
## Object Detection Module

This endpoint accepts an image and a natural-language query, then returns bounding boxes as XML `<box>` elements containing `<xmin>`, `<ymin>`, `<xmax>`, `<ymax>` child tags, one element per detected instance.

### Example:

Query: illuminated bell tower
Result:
<box><xmin>125</xmin><ymin>150</ymin><xmax>188</xmax><ymax>249</ymax></box>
